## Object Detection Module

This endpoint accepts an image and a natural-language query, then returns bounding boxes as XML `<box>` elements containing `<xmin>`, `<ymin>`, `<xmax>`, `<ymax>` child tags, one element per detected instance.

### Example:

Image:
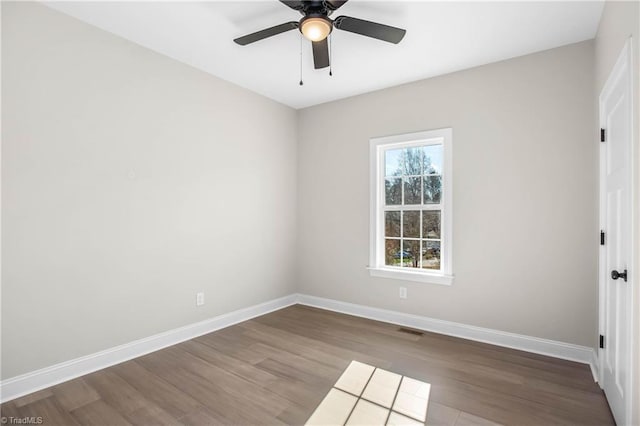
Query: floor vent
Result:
<box><xmin>397</xmin><ymin>327</ymin><xmax>424</xmax><ymax>336</ymax></box>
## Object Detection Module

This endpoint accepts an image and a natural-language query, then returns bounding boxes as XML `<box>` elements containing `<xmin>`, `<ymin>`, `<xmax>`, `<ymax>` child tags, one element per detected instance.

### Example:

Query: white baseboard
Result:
<box><xmin>0</xmin><ymin>294</ymin><xmax>297</xmax><ymax>403</ymax></box>
<box><xmin>1</xmin><ymin>292</ymin><xmax>599</xmax><ymax>403</ymax></box>
<box><xmin>296</xmin><ymin>294</ymin><xmax>598</xmax><ymax>381</ymax></box>
<box><xmin>591</xmin><ymin>350</ymin><xmax>601</xmax><ymax>385</ymax></box>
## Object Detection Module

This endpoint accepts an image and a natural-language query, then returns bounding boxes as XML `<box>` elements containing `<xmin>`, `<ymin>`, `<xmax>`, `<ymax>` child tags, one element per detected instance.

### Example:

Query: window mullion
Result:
<box><xmin>399</xmin><ymin>211</ymin><xmax>404</xmax><ymax>266</ymax></box>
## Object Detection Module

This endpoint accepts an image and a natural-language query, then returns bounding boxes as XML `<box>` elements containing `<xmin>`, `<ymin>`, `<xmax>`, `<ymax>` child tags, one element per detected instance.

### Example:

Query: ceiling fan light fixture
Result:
<box><xmin>300</xmin><ymin>16</ymin><xmax>332</xmax><ymax>42</ymax></box>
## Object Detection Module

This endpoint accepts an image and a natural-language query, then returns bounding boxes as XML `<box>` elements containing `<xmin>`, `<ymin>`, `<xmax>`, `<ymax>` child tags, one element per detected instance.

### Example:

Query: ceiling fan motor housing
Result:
<box><xmin>294</xmin><ymin>1</ymin><xmax>337</xmax><ymax>16</ymax></box>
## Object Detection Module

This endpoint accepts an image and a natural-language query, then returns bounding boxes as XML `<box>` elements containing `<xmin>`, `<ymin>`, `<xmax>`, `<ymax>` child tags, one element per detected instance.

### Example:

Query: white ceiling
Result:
<box><xmin>43</xmin><ymin>1</ymin><xmax>604</xmax><ymax>109</ymax></box>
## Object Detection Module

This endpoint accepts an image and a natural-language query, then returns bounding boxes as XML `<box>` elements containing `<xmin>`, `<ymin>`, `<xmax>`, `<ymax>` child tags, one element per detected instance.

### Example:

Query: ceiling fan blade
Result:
<box><xmin>324</xmin><ymin>0</ymin><xmax>349</xmax><ymax>11</ymax></box>
<box><xmin>334</xmin><ymin>16</ymin><xmax>406</xmax><ymax>44</ymax></box>
<box><xmin>312</xmin><ymin>38</ymin><xmax>330</xmax><ymax>69</ymax></box>
<box><xmin>234</xmin><ymin>21</ymin><xmax>299</xmax><ymax>45</ymax></box>
<box><xmin>279</xmin><ymin>1</ymin><xmax>305</xmax><ymax>11</ymax></box>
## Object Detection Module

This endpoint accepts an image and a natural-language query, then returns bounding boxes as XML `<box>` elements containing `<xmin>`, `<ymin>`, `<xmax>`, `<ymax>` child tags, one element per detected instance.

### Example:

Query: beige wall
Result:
<box><xmin>297</xmin><ymin>41</ymin><xmax>596</xmax><ymax>347</ymax></box>
<box><xmin>594</xmin><ymin>1</ymin><xmax>640</xmax><ymax>423</ymax></box>
<box><xmin>1</xmin><ymin>2</ymin><xmax>297</xmax><ymax>379</ymax></box>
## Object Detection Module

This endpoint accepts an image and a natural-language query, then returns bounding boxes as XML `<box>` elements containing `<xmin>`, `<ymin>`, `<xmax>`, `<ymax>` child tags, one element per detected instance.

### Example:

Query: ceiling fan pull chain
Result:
<box><xmin>299</xmin><ymin>33</ymin><xmax>304</xmax><ymax>86</ymax></box>
<box><xmin>329</xmin><ymin>34</ymin><xmax>333</xmax><ymax>76</ymax></box>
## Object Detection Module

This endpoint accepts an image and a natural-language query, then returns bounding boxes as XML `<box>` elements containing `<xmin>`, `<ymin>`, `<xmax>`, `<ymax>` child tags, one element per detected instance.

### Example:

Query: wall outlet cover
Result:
<box><xmin>196</xmin><ymin>292</ymin><xmax>205</xmax><ymax>306</ymax></box>
<box><xmin>399</xmin><ymin>287</ymin><xmax>407</xmax><ymax>299</ymax></box>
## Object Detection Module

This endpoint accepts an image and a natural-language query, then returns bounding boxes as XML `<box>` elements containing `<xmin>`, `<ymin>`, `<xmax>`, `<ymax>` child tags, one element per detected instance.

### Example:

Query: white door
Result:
<box><xmin>599</xmin><ymin>39</ymin><xmax>633</xmax><ymax>426</ymax></box>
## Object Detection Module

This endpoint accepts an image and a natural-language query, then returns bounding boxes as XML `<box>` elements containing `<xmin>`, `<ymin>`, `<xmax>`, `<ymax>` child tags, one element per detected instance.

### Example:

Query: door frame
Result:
<box><xmin>598</xmin><ymin>37</ymin><xmax>635</xmax><ymax>426</ymax></box>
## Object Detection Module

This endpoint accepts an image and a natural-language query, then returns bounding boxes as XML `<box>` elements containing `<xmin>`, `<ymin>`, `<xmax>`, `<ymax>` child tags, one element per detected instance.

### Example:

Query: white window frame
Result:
<box><xmin>368</xmin><ymin>128</ymin><xmax>453</xmax><ymax>285</ymax></box>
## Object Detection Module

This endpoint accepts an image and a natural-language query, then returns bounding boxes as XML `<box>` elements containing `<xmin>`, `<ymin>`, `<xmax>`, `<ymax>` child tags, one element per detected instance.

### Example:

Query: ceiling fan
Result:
<box><xmin>233</xmin><ymin>0</ymin><xmax>406</xmax><ymax>70</ymax></box>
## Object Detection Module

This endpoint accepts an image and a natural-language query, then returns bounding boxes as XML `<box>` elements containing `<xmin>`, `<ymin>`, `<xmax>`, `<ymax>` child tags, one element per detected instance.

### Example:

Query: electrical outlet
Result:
<box><xmin>399</xmin><ymin>287</ymin><xmax>407</xmax><ymax>299</ymax></box>
<box><xmin>196</xmin><ymin>292</ymin><xmax>205</xmax><ymax>306</ymax></box>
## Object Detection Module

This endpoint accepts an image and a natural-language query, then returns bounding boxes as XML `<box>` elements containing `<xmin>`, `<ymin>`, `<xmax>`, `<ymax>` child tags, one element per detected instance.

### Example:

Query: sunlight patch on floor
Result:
<box><xmin>306</xmin><ymin>361</ymin><xmax>431</xmax><ymax>426</ymax></box>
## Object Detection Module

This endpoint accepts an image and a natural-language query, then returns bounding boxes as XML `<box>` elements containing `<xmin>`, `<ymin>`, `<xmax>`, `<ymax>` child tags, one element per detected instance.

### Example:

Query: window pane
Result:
<box><xmin>402</xmin><ymin>240</ymin><xmax>420</xmax><ymax>268</ymax></box>
<box><xmin>385</xmin><ymin>178</ymin><xmax>401</xmax><ymax>205</ymax></box>
<box><xmin>422</xmin><ymin>210</ymin><xmax>441</xmax><ymax>239</ymax></box>
<box><xmin>403</xmin><ymin>177</ymin><xmax>421</xmax><ymax>205</ymax></box>
<box><xmin>423</xmin><ymin>176</ymin><xmax>442</xmax><ymax>204</ymax></box>
<box><xmin>422</xmin><ymin>144</ymin><xmax>443</xmax><ymax>174</ymax></box>
<box><xmin>385</xmin><ymin>149</ymin><xmax>403</xmax><ymax>177</ymax></box>
<box><xmin>422</xmin><ymin>240</ymin><xmax>441</xmax><ymax>270</ymax></box>
<box><xmin>404</xmin><ymin>147</ymin><xmax>422</xmax><ymax>175</ymax></box>
<box><xmin>385</xmin><ymin>239</ymin><xmax>401</xmax><ymax>266</ymax></box>
<box><xmin>385</xmin><ymin>212</ymin><xmax>401</xmax><ymax>237</ymax></box>
<box><xmin>403</xmin><ymin>211</ymin><xmax>420</xmax><ymax>238</ymax></box>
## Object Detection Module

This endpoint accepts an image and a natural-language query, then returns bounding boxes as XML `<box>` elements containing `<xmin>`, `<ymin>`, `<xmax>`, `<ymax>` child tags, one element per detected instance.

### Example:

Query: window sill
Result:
<box><xmin>367</xmin><ymin>267</ymin><xmax>454</xmax><ymax>285</ymax></box>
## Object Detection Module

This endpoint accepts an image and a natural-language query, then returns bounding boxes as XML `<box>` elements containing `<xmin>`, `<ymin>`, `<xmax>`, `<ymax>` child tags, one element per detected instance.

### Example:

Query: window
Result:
<box><xmin>369</xmin><ymin>128</ymin><xmax>453</xmax><ymax>285</ymax></box>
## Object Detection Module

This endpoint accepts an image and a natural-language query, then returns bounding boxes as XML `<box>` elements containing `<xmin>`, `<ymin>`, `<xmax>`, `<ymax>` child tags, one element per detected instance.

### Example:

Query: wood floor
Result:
<box><xmin>1</xmin><ymin>305</ymin><xmax>614</xmax><ymax>425</ymax></box>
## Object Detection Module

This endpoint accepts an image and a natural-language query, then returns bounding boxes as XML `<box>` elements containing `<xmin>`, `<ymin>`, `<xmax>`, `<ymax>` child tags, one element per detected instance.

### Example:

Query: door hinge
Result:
<box><xmin>600</xmin><ymin>230</ymin><xmax>605</xmax><ymax>245</ymax></box>
<box><xmin>599</xmin><ymin>334</ymin><xmax>605</xmax><ymax>349</ymax></box>
<box><xmin>600</xmin><ymin>128</ymin><xmax>606</xmax><ymax>142</ymax></box>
